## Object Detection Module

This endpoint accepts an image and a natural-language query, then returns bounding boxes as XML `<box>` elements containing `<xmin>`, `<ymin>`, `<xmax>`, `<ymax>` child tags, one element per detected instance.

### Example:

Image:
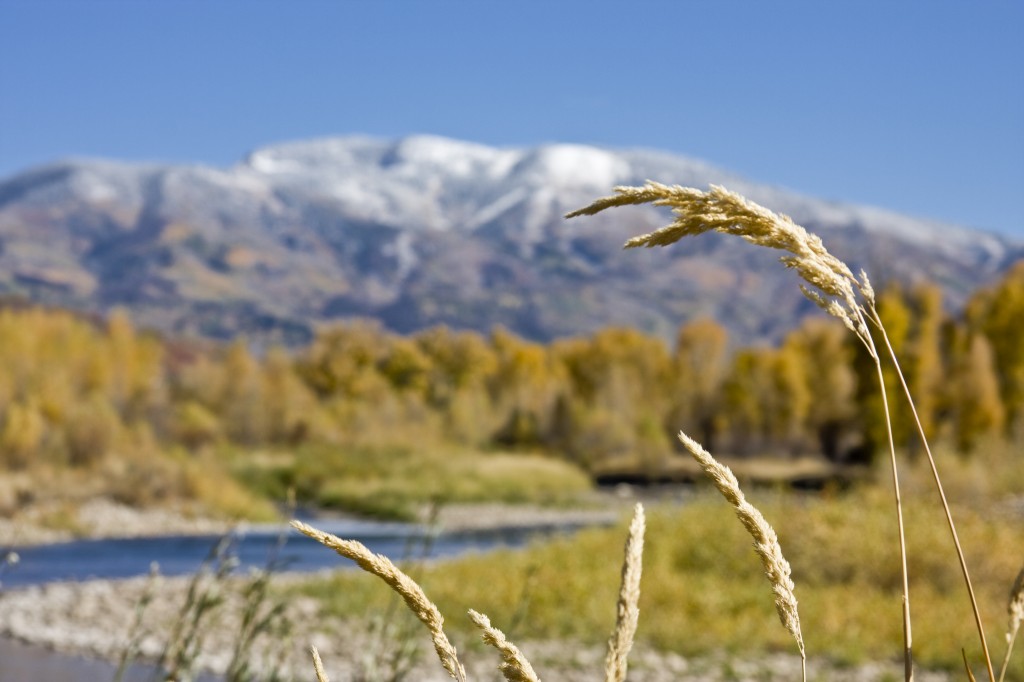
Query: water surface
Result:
<box><xmin>0</xmin><ymin>638</ymin><xmax>217</xmax><ymax>682</ymax></box>
<box><xmin>3</xmin><ymin>518</ymin><xmax>574</xmax><ymax>588</ymax></box>
<box><xmin>0</xmin><ymin>518</ymin><xmax>590</xmax><ymax>681</ymax></box>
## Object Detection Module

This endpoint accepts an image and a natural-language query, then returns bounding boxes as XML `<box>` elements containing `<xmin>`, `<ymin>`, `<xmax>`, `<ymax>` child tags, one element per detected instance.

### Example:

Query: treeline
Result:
<box><xmin>1</xmin><ymin>262</ymin><xmax>1022</xmax><ymax>475</ymax></box>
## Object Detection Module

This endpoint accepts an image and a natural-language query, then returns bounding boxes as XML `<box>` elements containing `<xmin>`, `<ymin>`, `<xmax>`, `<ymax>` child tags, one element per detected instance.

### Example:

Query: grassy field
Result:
<box><xmin>292</xmin><ymin>445</ymin><xmax>1024</xmax><ymax>677</ymax></box>
<box><xmin>0</xmin><ymin>441</ymin><xmax>595</xmax><ymax>538</ymax></box>
<box><xmin>229</xmin><ymin>443</ymin><xmax>594</xmax><ymax>520</ymax></box>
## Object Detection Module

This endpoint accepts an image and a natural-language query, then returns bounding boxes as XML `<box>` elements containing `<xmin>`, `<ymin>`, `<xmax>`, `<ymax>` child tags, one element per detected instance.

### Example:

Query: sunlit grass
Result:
<box><xmin>232</xmin><ymin>443</ymin><xmax>593</xmax><ymax>520</ymax></box>
<box><xmin>292</xmin><ymin>469</ymin><xmax>1024</xmax><ymax>675</ymax></box>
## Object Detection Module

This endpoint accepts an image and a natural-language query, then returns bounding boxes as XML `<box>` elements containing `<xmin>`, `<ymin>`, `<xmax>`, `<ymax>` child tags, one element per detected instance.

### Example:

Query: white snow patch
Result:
<box><xmin>73</xmin><ymin>175</ymin><xmax>118</xmax><ymax>203</ymax></box>
<box><xmin>386</xmin><ymin>135</ymin><xmax>514</xmax><ymax>177</ymax></box>
<box><xmin>247</xmin><ymin>153</ymin><xmax>308</xmax><ymax>175</ymax></box>
<box><xmin>381</xmin><ymin>231</ymin><xmax>419</xmax><ymax>278</ymax></box>
<box><xmin>466</xmin><ymin>187</ymin><xmax>529</xmax><ymax>230</ymax></box>
<box><xmin>515</xmin><ymin>145</ymin><xmax>630</xmax><ymax>189</ymax></box>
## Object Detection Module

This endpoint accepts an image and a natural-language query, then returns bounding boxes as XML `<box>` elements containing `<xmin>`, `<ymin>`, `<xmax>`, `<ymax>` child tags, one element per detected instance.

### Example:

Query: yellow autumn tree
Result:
<box><xmin>668</xmin><ymin>318</ymin><xmax>729</xmax><ymax>452</ymax></box>
<box><xmin>949</xmin><ymin>330</ymin><xmax>1006</xmax><ymax>452</ymax></box>
<box><xmin>783</xmin><ymin>319</ymin><xmax>858</xmax><ymax>461</ymax></box>
<box><xmin>906</xmin><ymin>283</ymin><xmax>946</xmax><ymax>444</ymax></box>
<box><xmin>966</xmin><ymin>261</ymin><xmax>1024</xmax><ymax>440</ymax></box>
<box><xmin>489</xmin><ymin>327</ymin><xmax>564</xmax><ymax>447</ymax></box>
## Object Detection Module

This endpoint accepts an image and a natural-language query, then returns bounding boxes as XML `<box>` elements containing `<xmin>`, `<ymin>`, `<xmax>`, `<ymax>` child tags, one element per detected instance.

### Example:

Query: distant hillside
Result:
<box><xmin>0</xmin><ymin>134</ymin><xmax>1019</xmax><ymax>345</ymax></box>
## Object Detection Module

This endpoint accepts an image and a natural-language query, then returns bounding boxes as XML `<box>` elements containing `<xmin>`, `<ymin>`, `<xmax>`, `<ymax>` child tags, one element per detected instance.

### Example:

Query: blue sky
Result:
<box><xmin>1</xmin><ymin>0</ymin><xmax>1022</xmax><ymax>238</ymax></box>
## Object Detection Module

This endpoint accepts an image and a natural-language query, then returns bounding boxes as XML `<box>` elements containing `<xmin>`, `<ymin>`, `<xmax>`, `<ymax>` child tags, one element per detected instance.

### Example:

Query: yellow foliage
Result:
<box><xmin>967</xmin><ymin>261</ymin><xmax>1024</xmax><ymax>438</ymax></box>
<box><xmin>173</xmin><ymin>400</ymin><xmax>223</xmax><ymax>449</ymax></box>
<box><xmin>0</xmin><ymin>400</ymin><xmax>46</xmax><ymax>468</ymax></box>
<box><xmin>64</xmin><ymin>395</ymin><xmax>121</xmax><ymax>466</ymax></box>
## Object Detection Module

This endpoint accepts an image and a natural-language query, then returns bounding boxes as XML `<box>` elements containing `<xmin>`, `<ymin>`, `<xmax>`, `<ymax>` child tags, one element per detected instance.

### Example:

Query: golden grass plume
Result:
<box><xmin>291</xmin><ymin>520</ymin><xmax>467</xmax><ymax>682</ymax></box>
<box><xmin>311</xmin><ymin>645</ymin><xmax>329</xmax><ymax>682</ymax></box>
<box><xmin>468</xmin><ymin>609</ymin><xmax>541</xmax><ymax>682</ymax></box>
<box><xmin>566</xmin><ymin>182</ymin><xmax>874</xmax><ymax>346</ymax></box>
<box><xmin>999</xmin><ymin>565</ymin><xmax>1024</xmax><ymax>682</ymax></box>
<box><xmin>604</xmin><ymin>502</ymin><xmax>645</xmax><ymax>682</ymax></box>
<box><xmin>678</xmin><ymin>431</ymin><xmax>806</xmax><ymax>680</ymax></box>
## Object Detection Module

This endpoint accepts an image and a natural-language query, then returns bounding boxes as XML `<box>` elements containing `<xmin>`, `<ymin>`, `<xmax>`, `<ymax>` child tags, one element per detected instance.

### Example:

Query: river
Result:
<box><xmin>0</xmin><ymin>517</ymin><xmax>595</xmax><ymax>681</ymax></box>
<box><xmin>1</xmin><ymin>517</ymin><xmax>577</xmax><ymax>588</ymax></box>
<box><xmin>0</xmin><ymin>638</ymin><xmax>218</xmax><ymax>682</ymax></box>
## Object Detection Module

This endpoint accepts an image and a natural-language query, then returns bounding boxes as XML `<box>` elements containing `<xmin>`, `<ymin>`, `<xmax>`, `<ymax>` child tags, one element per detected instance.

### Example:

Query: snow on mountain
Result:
<box><xmin>0</xmin><ymin>135</ymin><xmax>1019</xmax><ymax>345</ymax></box>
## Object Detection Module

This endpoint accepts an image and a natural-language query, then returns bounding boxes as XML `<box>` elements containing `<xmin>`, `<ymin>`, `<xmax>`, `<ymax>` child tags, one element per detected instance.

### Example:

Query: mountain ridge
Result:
<box><xmin>0</xmin><ymin>134</ymin><xmax>1020</xmax><ymax>346</ymax></box>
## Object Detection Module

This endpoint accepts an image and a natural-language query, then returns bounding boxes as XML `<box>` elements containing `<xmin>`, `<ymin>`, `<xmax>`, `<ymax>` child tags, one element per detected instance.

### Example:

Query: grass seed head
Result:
<box><xmin>567</xmin><ymin>182</ymin><xmax>870</xmax><ymax>345</ymax></box>
<box><xmin>677</xmin><ymin>431</ymin><xmax>805</xmax><ymax>660</ymax></box>
<box><xmin>311</xmin><ymin>645</ymin><xmax>330</xmax><ymax>682</ymax></box>
<box><xmin>605</xmin><ymin>503</ymin><xmax>645</xmax><ymax>682</ymax></box>
<box><xmin>1009</xmin><ymin>567</ymin><xmax>1024</xmax><ymax>638</ymax></box>
<box><xmin>291</xmin><ymin>520</ymin><xmax>467</xmax><ymax>682</ymax></box>
<box><xmin>469</xmin><ymin>609</ymin><xmax>542</xmax><ymax>682</ymax></box>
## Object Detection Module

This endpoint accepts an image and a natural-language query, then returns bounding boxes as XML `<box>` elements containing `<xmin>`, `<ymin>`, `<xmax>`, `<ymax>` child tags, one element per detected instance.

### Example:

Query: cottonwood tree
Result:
<box><xmin>967</xmin><ymin>262</ymin><xmax>1024</xmax><ymax>441</ymax></box>
<box><xmin>783</xmin><ymin>319</ymin><xmax>857</xmax><ymax>460</ymax></box>
<box><xmin>950</xmin><ymin>330</ymin><xmax>1005</xmax><ymax>452</ymax></box>
<box><xmin>668</xmin><ymin>318</ymin><xmax>729</xmax><ymax>453</ymax></box>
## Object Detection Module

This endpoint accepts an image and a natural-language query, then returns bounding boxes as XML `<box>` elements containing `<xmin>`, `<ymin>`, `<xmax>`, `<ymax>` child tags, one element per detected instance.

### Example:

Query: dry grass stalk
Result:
<box><xmin>965</xmin><ymin>649</ymin><xmax>980</xmax><ymax>682</ymax></box>
<box><xmin>291</xmin><ymin>520</ymin><xmax>467</xmax><ymax>682</ymax></box>
<box><xmin>468</xmin><ymin>609</ymin><xmax>541</xmax><ymax>682</ymax></box>
<box><xmin>569</xmin><ymin>182</ymin><xmax>922</xmax><ymax>681</ymax></box>
<box><xmin>311</xmin><ymin>645</ymin><xmax>330</xmax><ymax>682</ymax></box>
<box><xmin>604</xmin><ymin>503</ymin><xmax>645</xmax><ymax>682</ymax></box>
<box><xmin>160</xmin><ymin>536</ymin><xmax>237</xmax><ymax>681</ymax></box>
<box><xmin>678</xmin><ymin>431</ymin><xmax>806</xmax><ymax>682</ymax></box>
<box><xmin>876</xmin><ymin>319</ymin><xmax>997</xmax><ymax>682</ymax></box>
<box><xmin>998</xmin><ymin>566</ymin><xmax>1024</xmax><ymax>682</ymax></box>
<box><xmin>113</xmin><ymin>562</ymin><xmax>160</xmax><ymax>682</ymax></box>
<box><xmin>867</xmin><ymin>331</ymin><xmax>915</xmax><ymax>682</ymax></box>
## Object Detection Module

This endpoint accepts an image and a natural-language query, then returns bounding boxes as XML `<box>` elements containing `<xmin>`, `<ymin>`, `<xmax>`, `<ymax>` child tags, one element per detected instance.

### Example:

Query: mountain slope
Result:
<box><xmin>0</xmin><ymin>135</ymin><xmax>1019</xmax><ymax>345</ymax></box>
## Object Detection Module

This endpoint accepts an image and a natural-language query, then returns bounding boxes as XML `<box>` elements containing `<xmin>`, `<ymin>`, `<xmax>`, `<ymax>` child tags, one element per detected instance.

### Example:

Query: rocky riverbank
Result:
<box><xmin>0</xmin><ymin>567</ymin><xmax>956</xmax><ymax>682</ymax></box>
<box><xmin>0</xmin><ymin>495</ymin><xmax>634</xmax><ymax>547</ymax></box>
<box><xmin>0</xmin><ymin>498</ymin><xmax>232</xmax><ymax>547</ymax></box>
<box><xmin>0</xmin><ymin>495</ymin><xmax>968</xmax><ymax>680</ymax></box>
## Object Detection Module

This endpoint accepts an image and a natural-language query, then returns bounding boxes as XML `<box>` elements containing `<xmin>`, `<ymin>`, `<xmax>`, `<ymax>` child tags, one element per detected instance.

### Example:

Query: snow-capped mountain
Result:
<box><xmin>0</xmin><ymin>134</ymin><xmax>1019</xmax><ymax>345</ymax></box>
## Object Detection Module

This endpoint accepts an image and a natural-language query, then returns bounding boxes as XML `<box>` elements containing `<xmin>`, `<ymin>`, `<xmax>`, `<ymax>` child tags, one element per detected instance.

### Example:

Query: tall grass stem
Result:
<box><xmin>875</xmin><ymin>316</ymin><xmax>996</xmax><ymax>682</ymax></box>
<box><xmin>868</xmin><ymin>328</ymin><xmax>914</xmax><ymax>682</ymax></box>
